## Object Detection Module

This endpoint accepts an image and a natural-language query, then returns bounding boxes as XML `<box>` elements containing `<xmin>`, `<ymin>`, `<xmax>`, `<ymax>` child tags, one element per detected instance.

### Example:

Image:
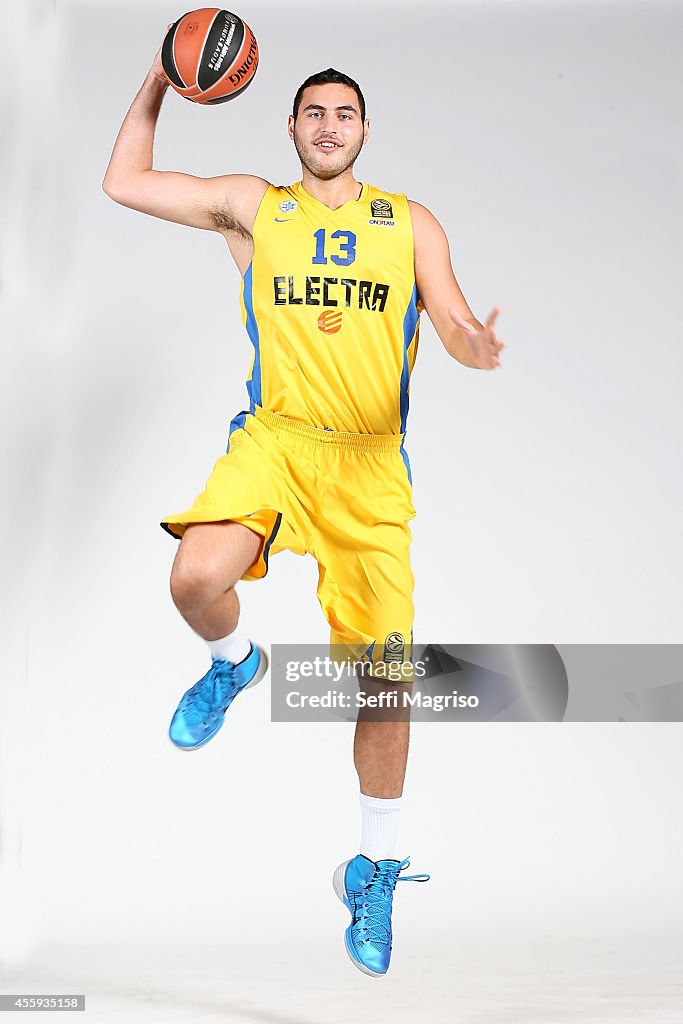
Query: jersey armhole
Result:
<box><xmin>251</xmin><ymin>183</ymin><xmax>276</xmax><ymax>239</ymax></box>
<box><xmin>402</xmin><ymin>193</ymin><xmax>420</xmax><ymax>303</ymax></box>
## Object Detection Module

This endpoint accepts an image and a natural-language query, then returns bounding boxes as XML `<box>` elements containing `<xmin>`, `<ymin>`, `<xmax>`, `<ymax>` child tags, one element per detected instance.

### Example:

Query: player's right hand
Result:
<box><xmin>149</xmin><ymin>23</ymin><xmax>173</xmax><ymax>85</ymax></box>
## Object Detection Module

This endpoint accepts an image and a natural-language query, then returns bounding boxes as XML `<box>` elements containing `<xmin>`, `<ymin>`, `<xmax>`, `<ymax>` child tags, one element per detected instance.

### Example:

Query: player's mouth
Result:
<box><xmin>315</xmin><ymin>139</ymin><xmax>342</xmax><ymax>151</ymax></box>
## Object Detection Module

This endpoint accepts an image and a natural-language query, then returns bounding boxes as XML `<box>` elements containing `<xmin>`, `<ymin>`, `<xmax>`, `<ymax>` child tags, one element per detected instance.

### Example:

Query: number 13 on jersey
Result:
<box><xmin>312</xmin><ymin>229</ymin><xmax>357</xmax><ymax>266</ymax></box>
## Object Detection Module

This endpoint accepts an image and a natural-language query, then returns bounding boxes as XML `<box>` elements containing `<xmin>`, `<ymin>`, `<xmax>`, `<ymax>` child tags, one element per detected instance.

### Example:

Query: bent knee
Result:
<box><xmin>169</xmin><ymin>520</ymin><xmax>263</xmax><ymax>603</ymax></box>
<box><xmin>169</xmin><ymin>560</ymin><xmax>235</xmax><ymax>605</ymax></box>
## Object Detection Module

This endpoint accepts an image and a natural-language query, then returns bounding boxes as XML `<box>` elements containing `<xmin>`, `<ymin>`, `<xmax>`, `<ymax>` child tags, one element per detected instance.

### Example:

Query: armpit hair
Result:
<box><xmin>209</xmin><ymin>203</ymin><xmax>252</xmax><ymax>241</ymax></box>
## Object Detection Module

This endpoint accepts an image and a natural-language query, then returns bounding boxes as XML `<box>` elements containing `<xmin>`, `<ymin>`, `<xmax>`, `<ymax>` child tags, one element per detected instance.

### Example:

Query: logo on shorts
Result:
<box><xmin>318</xmin><ymin>310</ymin><xmax>343</xmax><ymax>334</ymax></box>
<box><xmin>279</xmin><ymin>199</ymin><xmax>298</xmax><ymax>213</ymax></box>
<box><xmin>383</xmin><ymin>632</ymin><xmax>405</xmax><ymax>662</ymax></box>
<box><xmin>371</xmin><ymin>198</ymin><xmax>393</xmax><ymax>219</ymax></box>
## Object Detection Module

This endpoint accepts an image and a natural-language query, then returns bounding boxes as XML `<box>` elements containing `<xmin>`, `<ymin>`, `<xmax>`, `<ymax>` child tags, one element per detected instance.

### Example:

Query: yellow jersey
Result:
<box><xmin>239</xmin><ymin>180</ymin><xmax>423</xmax><ymax>441</ymax></box>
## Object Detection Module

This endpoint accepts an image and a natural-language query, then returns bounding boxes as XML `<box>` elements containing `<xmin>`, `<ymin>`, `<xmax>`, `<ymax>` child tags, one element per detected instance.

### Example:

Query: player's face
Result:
<box><xmin>288</xmin><ymin>83</ymin><xmax>368</xmax><ymax>180</ymax></box>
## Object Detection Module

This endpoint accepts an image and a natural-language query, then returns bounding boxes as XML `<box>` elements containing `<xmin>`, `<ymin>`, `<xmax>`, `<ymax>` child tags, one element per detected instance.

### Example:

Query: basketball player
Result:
<box><xmin>102</xmin><ymin>35</ymin><xmax>504</xmax><ymax>976</ymax></box>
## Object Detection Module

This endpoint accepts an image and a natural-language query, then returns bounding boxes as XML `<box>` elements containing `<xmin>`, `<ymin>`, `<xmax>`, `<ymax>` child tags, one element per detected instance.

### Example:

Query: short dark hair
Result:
<box><xmin>292</xmin><ymin>68</ymin><xmax>366</xmax><ymax>122</ymax></box>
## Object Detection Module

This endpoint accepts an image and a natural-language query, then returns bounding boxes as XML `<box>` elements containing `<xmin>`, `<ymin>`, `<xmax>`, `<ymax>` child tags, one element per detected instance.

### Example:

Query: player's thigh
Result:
<box><xmin>318</xmin><ymin>521</ymin><xmax>415</xmax><ymax>647</ymax></box>
<box><xmin>170</xmin><ymin>520</ymin><xmax>262</xmax><ymax>596</ymax></box>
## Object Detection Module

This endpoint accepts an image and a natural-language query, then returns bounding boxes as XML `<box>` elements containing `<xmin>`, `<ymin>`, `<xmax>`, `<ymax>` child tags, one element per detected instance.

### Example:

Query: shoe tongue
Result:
<box><xmin>371</xmin><ymin>859</ymin><xmax>401</xmax><ymax>889</ymax></box>
<box><xmin>356</xmin><ymin>855</ymin><xmax>400</xmax><ymax>886</ymax></box>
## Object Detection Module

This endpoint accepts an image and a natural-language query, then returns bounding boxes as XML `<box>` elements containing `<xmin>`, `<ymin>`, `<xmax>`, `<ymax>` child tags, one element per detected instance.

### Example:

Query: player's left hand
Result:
<box><xmin>448</xmin><ymin>306</ymin><xmax>505</xmax><ymax>370</ymax></box>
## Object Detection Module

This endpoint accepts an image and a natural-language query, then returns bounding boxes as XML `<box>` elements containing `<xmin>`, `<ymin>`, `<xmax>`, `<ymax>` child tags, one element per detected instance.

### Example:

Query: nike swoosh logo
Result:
<box><xmin>274</xmin><ymin>217</ymin><xmax>293</xmax><ymax>222</ymax></box>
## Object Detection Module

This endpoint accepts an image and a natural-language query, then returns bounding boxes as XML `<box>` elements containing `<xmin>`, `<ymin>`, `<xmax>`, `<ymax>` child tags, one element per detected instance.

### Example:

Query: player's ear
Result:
<box><xmin>363</xmin><ymin>117</ymin><xmax>370</xmax><ymax>144</ymax></box>
<box><xmin>287</xmin><ymin>113</ymin><xmax>295</xmax><ymax>140</ymax></box>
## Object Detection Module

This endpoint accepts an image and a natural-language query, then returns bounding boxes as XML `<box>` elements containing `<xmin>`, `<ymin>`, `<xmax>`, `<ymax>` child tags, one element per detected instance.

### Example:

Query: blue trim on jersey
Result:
<box><xmin>226</xmin><ymin>409</ymin><xmax>248</xmax><ymax>454</ymax></box>
<box><xmin>399</xmin><ymin>284</ymin><xmax>420</xmax><ymax>485</ymax></box>
<box><xmin>400</xmin><ymin>443</ymin><xmax>413</xmax><ymax>486</ymax></box>
<box><xmin>243</xmin><ymin>264</ymin><xmax>262</xmax><ymax>412</ymax></box>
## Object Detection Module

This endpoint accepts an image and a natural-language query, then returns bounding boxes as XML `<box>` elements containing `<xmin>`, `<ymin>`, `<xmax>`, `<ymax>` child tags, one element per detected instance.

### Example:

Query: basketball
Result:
<box><xmin>161</xmin><ymin>9</ymin><xmax>259</xmax><ymax>104</ymax></box>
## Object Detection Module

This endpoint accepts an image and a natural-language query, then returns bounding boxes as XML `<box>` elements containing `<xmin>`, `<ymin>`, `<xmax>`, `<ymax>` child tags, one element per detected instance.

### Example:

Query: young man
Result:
<box><xmin>103</xmin><ymin>40</ymin><xmax>504</xmax><ymax>976</ymax></box>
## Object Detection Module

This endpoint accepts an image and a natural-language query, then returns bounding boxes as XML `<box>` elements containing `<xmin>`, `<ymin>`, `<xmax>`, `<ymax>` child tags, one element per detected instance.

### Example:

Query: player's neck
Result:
<box><xmin>299</xmin><ymin>170</ymin><xmax>363</xmax><ymax>211</ymax></box>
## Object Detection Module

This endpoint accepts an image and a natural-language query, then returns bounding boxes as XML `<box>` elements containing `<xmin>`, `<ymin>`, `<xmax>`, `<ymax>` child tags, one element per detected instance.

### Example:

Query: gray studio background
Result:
<box><xmin>1</xmin><ymin>1</ymin><xmax>682</xmax><ymax>1020</ymax></box>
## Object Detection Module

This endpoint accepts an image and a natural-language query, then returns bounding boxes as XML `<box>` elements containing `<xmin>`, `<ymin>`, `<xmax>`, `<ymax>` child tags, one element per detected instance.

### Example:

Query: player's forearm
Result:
<box><xmin>102</xmin><ymin>72</ymin><xmax>169</xmax><ymax>194</ymax></box>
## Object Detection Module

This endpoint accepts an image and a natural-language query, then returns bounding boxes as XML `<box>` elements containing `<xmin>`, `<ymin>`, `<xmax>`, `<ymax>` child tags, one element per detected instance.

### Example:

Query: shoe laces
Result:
<box><xmin>353</xmin><ymin>857</ymin><xmax>430</xmax><ymax>949</ymax></box>
<box><xmin>184</xmin><ymin>659</ymin><xmax>239</xmax><ymax>720</ymax></box>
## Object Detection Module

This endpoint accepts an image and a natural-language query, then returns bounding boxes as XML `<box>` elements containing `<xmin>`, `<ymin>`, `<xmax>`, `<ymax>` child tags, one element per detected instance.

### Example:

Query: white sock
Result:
<box><xmin>359</xmin><ymin>792</ymin><xmax>403</xmax><ymax>862</ymax></box>
<box><xmin>206</xmin><ymin>626</ymin><xmax>251</xmax><ymax>665</ymax></box>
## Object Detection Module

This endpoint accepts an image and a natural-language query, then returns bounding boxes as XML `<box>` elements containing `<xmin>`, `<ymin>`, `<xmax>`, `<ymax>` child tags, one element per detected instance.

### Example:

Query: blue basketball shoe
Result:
<box><xmin>333</xmin><ymin>854</ymin><xmax>430</xmax><ymax>977</ymax></box>
<box><xmin>169</xmin><ymin>642</ymin><xmax>269</xmax><ymax>750</ymax></box>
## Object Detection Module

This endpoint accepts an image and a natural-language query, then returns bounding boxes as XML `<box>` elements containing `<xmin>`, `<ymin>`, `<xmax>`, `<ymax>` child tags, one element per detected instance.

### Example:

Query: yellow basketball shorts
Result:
<box><xmin>160</xmin><ymin>405</ymin><xmax>417</xmax><ymax>680</ymax></box>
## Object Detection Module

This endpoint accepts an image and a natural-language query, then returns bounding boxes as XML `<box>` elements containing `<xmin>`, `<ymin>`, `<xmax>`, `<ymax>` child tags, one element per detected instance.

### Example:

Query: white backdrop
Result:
<box><xmin>1</xmin><ymin>1</ymin><xmax>682</xmax><ymax>1020</ymax></box>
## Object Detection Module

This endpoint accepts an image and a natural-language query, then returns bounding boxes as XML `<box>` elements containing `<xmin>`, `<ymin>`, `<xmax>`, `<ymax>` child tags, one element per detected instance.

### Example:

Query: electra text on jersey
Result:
<box><xmin>273</xmin><ymin>275</ymin><xmax>390</xmax><ymax>311</ymax></box>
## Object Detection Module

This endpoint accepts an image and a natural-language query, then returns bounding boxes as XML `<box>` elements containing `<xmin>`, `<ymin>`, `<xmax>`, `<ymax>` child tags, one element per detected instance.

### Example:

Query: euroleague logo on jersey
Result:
<box><xmin>371</xmin><ymin>199</ymin><xmax>393</xmax><ymax>218</ymax></box>
<box><xmin>317</xmin><ymin>310</ymin><xmax>342</xmax><ymax>334</ymax></box>
<box><xmin>369</xmin><ymin>198</ymin><xmax>395</xmax><ymax>227</ymax></box>
<box><xmin>383</xmin><ymin>632</ymin><xmax>405</xmax><ymax>662</ymax></box>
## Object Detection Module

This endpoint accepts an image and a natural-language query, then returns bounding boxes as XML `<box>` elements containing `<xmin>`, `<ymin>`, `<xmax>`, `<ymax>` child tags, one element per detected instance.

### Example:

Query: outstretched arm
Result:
<box><xmin>102</xmin><ymin>26</ymin><xmax>269</xmax><ymax>235</ymax></box>
<box><xmin>409</xmin><ymin>200</ymin><xmax>505</xmax><ymax>370</ymax></box>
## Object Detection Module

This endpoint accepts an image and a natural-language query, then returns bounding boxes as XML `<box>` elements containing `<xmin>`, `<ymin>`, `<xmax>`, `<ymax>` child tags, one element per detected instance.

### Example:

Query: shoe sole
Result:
<box><xmin>332</xmin><ymin>860</ymin><xmax>385</xmax><ymax>978</ymax></box>
<box><xmin>244</xmin><ymin>644</ymin><xmax>269</xmax><ymax>691</ymax></box>
<box><xmin>171</xmin><ymin>644</ymin><xmax>270</xmax><ymax>751</ymax></box>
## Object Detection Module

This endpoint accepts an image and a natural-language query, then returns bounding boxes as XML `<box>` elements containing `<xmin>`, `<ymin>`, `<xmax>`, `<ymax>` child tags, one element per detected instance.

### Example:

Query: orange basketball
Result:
<box><xmin>161</xmin><ymin>9</ymin><xmax>259</xmax><ymax>104</ymax></box>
